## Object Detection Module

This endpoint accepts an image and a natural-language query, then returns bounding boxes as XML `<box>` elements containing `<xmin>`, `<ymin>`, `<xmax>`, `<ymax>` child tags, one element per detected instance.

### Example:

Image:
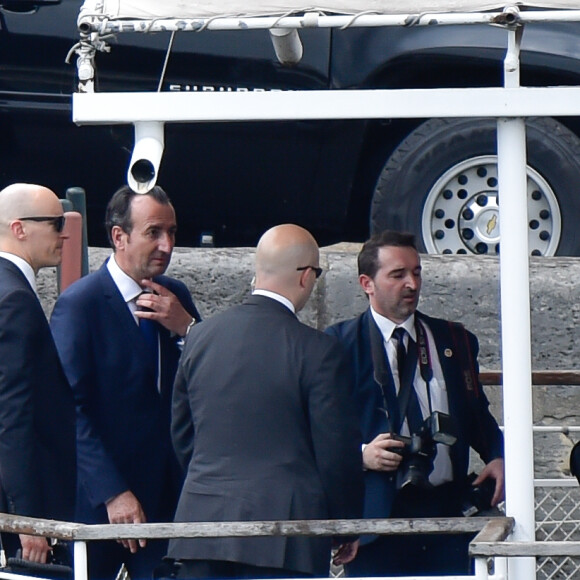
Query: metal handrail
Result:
<box><xmin>479</xmin><ymin>370</ymin><xmax>580</xmax><ymax>386</ymax></box>
<box><xmin>0</xmin><ymin>513</ymin><xmax>507</xmax><ymax>542</ymax></box>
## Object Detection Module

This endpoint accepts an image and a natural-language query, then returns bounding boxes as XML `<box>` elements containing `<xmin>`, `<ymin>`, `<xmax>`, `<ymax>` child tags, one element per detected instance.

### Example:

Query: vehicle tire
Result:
<box><xmin>370</xmin><ymin>117</ymin><xmax>580</xmax><ymax>256</ymax></box>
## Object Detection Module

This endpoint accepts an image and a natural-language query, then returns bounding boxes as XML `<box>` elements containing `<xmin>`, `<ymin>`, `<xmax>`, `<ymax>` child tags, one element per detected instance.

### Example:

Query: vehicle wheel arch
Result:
<box><xmin>370</xmin><ymin>116</ymin><xmax>580</xmax><ymax>256</ymax></box>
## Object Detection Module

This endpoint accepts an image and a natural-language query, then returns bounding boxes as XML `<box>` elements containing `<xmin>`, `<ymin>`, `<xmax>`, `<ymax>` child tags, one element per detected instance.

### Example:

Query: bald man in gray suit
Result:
<box><xmin>169</xmin><ymin>224</ymin><xmax>364</xmax><ymax>579</ymax></box>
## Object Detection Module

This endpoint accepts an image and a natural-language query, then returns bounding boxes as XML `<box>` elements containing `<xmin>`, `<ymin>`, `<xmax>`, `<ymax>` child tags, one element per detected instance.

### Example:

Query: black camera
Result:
<box><xmin>461</xmin><ymin>472</ymin><xmax>497</xmax><ymax>516</ymax></box>
<box><xmin>393</xmin><ymin>411</ymin><xmax>457</xmax><ymax>489</ymax></box>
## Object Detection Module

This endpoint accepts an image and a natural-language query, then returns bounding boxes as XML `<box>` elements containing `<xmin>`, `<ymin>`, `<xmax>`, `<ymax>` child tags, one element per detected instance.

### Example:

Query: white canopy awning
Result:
<box><xmin>83</xmin><ymin>0</ymin><xmax>580</xmax><ymax>19</ymax></box>
<box><xmin>78</xmin><ymin>0</ymin><xmax>580</xmax><ymax>37</ymax></box>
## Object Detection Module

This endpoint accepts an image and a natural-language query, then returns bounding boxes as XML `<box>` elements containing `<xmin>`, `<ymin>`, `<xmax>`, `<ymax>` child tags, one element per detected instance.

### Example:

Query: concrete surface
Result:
<box><xmin>37</xmin><ymin>246</ymin><xmax>580</xmax><ymax>478</ymax></box>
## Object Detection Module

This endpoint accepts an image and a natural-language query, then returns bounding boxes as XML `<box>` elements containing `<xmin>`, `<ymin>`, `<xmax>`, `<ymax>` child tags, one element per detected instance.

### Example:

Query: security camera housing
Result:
<box><xmin>127</xmin><ymin>122</ymin><xmax>165</xmax><ymax>194</ymax></box>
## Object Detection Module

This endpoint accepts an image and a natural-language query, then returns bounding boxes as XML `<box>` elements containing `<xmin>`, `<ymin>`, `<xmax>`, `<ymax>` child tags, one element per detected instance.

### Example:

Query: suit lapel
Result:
<box><xmin>362</xmin><ymin>308</ymin><xmax>397</xmax><ymax>387</ymax></box>
<box><xmin>97</xmin><ymin>266</ymin><xmax>158</xmax><ymax>372</ymax></box>
<box><xmin>0</xmin><ymin>257</ymin><xmax>36</xmax><ymax>294</ymax></box>
<box><xmin>417</xmin><ymin>312</ymin><xmax>467</xmax><ymax>473</ymax></box>
<box><xmin>98</xmin><ymin>266</ymin><xmax>140</xmax><ymax>332</ymax></box>
<box><xmin>422</xmin><ymin>315</ymin><xmax>462</xmax><ymax>415</ymax></box>
<box><xmin>360</xmin><ymin>309</ymin><xmax>395</xmax><ymax>433</ymax></box>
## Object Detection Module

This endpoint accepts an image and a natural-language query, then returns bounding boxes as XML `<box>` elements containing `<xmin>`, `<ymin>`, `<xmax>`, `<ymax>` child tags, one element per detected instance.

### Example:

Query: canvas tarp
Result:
<box><xmin>81</xmin><ymin>0</ymin><xmax>580</xmax><ymax>20</ymax></box>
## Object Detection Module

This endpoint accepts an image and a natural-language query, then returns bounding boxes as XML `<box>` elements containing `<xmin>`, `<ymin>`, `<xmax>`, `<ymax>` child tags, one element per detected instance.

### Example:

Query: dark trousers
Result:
<box><xmin>0</xmin><ymin>532</ymin><xmax>22</xmax><ymax>558</ymax></box>
<box><xmin>346</xmin><ymin>482</ymin><xmax>475</xmax><ymax>577</ymax></box>
<box><xmin>86</xmin><ymin>538</ymin><xmax>169</xmax><ymax>580</ymax></box>
<box><xmin>175</xmin><ymin>560</ymin><xmax>313</xmax><ymax>580</ymax></box>
<box><xmin>78</xmin><ymin>469</ymin><xmax>179</xmax><ymax>580</ymax></box>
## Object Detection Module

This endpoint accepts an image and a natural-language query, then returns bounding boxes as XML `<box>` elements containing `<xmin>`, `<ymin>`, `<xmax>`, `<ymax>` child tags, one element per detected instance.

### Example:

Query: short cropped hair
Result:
<box><xmin>105</xmin><ymin>185</ymin><xmax>171</xmax><ymax>248</ymax></box>
<box><xmin>357</xmin><ymin>230</ymin><xmax>417</xmax><ymax>278</ymax></box>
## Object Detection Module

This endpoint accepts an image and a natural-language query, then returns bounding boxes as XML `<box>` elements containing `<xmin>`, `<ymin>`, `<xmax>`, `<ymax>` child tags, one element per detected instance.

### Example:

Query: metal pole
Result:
<box><xmin>65</xmin><ymin>187</ymin><xmax>89</xmax><ymax>277</ymax></box>
<box><xmin>73</xmin><ymin>541</ymin><xmax>88</xmax><ymax>580</ymax></box>
<box><xmin>497</xmin><ymin>20</ymin><xmax>536</xmax><ymax>579</ymax></box>
<box><xmin>474</xmin><ymin>557</ymin><xmax>490</xmax><ymax>580</ymax></box>
<box><xmin>59</xmin><ymin>211</ymin><xmax>84</xmax><ymax>292</ymax></box>
<box><xmin>494</xmin><ymin>557</ymin><xmax>508</xmax><ymax>580</ymax></box>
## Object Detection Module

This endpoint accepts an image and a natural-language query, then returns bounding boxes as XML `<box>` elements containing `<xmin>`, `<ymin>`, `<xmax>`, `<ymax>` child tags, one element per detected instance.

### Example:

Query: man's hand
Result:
<box><xmin>19</xmin><ymin>535</ymin><xmax>51</xmax><ymax>563</ymax></box>
<box><xmin>136</xmin><ymin>279</ymin><xmax>193</xmax><ymax>337</ymax></box>
<box><xmin>472</xmin><ymin>457</ymin><xmax>505</xmax><ymax>506</ymax></box>
<box><xmin>332</xmin><ymin>539</ymin><xmax>359</xmax><ymax>566</ymax></box>
<box><xmin>106</xmin><ymin>490</ymin><xmax>147</xmax><ymax>553</ymax></box>
<box><xmin>362</xmin><ymin>433</ymin><xmax>405</xmax><ymax>472</ymax></box>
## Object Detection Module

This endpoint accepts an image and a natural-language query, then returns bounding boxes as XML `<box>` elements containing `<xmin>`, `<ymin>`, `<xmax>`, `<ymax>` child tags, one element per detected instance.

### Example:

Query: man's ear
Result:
<box><xmin>9</xmin><ymin>220</ymin><xmax>26</xmax><ymax>240</ymax></box>
<box><xmin>298</xmin><ymin>268</ymin><xmax>310</xmax><ymax>289</ymax></box>
<box><xmin>111</xmin><ymin>225</ymin><xmax>126</xmax><ymax>250</ymax></box>
<box><xmin>359</xmin><ymin>274</ymin><xmax>374</xmax><ymax>296</ymax></box>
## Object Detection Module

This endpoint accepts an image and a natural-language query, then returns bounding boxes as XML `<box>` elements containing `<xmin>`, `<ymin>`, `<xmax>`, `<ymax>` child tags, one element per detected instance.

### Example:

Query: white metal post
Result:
<box><xmin>73</xmin><ymin>540</ymin><xmax>89</xmax><ymax>580</ymax></box>
<box><xmin>474</xmin><ymin>557</ymin><xmax>490</xmax><ymax>580</ymax></box>
<box><xmin>497</xmin><ymin>116</ymin><xmax>536</xmax><ymax>580</ymax></box>
<box><xmin>494</xmin><ymin>557</ymin><xmax>508</xmax><ymax>579</ymax></box>
<box><xmin>497</xmin><ymin>21</ymin><xmax>536</xmax><ymax>580</ymax></box>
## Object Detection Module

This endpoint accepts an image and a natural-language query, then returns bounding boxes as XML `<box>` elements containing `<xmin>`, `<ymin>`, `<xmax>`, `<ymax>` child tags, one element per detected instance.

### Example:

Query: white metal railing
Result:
<box><xmin>66</xmin><ymin>4</ymin><xmax>580</xmax><ymax>578</ymax></box>
<box><xmin>0</xmin><ymin>514</ymin><xmax>513</xmax><ymax>580</ymax></box>
<box><xmin>0</xmin><ymin>506</ymin><xmax>578</xmax><ymax>580</ymax></box>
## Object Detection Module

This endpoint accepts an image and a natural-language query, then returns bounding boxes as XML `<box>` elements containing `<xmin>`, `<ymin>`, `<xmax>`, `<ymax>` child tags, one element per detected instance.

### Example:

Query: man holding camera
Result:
<box><xmin>326</xmin><ymin>230</ymin><xmax>504</xmax><ymax>577</ymax></box>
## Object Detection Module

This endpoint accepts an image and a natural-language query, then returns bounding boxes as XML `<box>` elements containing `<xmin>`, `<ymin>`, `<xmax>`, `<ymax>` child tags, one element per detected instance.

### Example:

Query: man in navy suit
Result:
<box><xmin>0</xmin><ymin>183</ymin><xmax>76</xmax><ymax>562</ymax></box>
<box><xmin>326</xmin><ymin>230</ymin><xmax>504</xmax><ymax>577</ymax></box>
<box><xmin>51</xmin><ymin>185</ymin><xmax>201</xmax><ymax>580</ymax></box>
<box><xmin>168</xmin><ymin>224</ymin><xmax>364</xmax><ymax>579</ymax></box>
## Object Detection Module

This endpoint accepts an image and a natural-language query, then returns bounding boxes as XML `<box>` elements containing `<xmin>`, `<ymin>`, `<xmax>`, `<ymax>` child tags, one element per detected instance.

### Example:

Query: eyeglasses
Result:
<box><xmin>296</xmin><ymin>265</ymin><xmax>323</xmax><ymax>279</ymax></box>
<box><xmin>18</xmin><ymin>215</ymin><xmax>66</xmax><ymax>233</ymax></box>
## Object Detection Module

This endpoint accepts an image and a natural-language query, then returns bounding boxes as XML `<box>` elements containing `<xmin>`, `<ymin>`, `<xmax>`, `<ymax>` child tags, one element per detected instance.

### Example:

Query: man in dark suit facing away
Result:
<box><xmin>0</xmin><ymin>183</ymin><xmax>76</xmax><ymax>563</ymax></box>
<box><xmin>168</xmin><ymin>224</ymin><xmax>364</xmax><ymax>579</ymax></box>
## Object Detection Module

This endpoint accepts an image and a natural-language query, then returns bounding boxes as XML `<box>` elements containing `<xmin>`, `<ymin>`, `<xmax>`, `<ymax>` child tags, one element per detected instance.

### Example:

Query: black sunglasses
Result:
<box><xmin>18</xmin><ymin>215</ymin><xmax>66</xmax><ymax>233</ymax></box>
<box><xmin>296</xmin><ymin>265</ymin><xmax>323</xmax><ymax>279</ymax></box>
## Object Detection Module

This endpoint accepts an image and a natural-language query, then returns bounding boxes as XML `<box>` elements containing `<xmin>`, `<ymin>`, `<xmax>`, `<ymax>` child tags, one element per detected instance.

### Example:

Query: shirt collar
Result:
<box><xmin>252</xmin><ymin>289</ymin><xmax>296</xmax><ymax>314</ymax></box>
<box><xmin>0</xmin><ymin>252</ymin><xmax>37</xmax><ymax>293</ymax></box>
<box><xmin>106</xmin><ymin>254</ymin><xmax>143</xmax><ymax>303</ymax></box>
<box><xmin>370</xmin><ymin>306</ymin><xmax>416</xmax><ymax>342</ymax></box>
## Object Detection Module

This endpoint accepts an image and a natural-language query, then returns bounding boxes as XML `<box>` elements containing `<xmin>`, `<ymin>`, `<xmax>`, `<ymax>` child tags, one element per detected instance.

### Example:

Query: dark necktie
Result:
<box><xmin>392</xmin><ymin>326</ymin><xmax>408</xmax><ymax>378</ymax></box>
<box><xmin>137</xmin><ymin>294</ymin><xmax>159</xmax><ymax>377</ymax></box>
<box><xmin>392</xmin><ymin>327</ymin><xmax>423</xmax><ymax>432</ymax></box>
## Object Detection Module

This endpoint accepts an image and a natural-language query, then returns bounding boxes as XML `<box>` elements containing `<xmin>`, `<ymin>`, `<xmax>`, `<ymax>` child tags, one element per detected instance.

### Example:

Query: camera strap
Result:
<box><xmin>415</xmin><ymin>319</ymin><xmax>434</xmax><ymax>386</ymax></box>
<box><xmin>369</xmin><ymin>315</ymin><xmax>438</xmax><ymax>434</ymax></box>
<box><xmin>395</xmin><ymin>331</ymin><xmax>419</xmax><ymax>433</ymax></box>
<box><xmin>369</xmin><ymin>316</ymin><xmax>400</xmax><ymax>432</ymax></box>
<box><xmin>397</xmin><ymin>320</ymin><xmax>436</xmax><ymax>433</ymax></box>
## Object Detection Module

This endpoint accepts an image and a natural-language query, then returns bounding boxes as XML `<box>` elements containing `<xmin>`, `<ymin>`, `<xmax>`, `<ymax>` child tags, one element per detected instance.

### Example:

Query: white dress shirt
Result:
<box><xmin>106</xmin><ymin>254</ymin><xmax>143</xmax><ymax>323</ymax></box>
<box><xmin>107</xmin><ymin>255</ymin><xmax>161</xmax><ymax>389</ymax></box>
<box><xmin>252</xmin><ymin>289</ymin><xmax>296</xmax><ymax>314</ymax></box>
<box><xmin>370</xmin><ymin>306</ymin><xmax>453</xmax><ymax>486</ymax></box>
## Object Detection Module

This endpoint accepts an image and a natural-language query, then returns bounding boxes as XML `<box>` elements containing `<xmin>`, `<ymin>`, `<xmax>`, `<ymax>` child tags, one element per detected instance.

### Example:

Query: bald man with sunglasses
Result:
<box><xmin>0</xmin><ymin>183</ymin><xmax>76</xmax><ymax>563</ymax></box>
<box><xmin>168</xmin><ymin>224</ymin><xmax>364</xmax><ymax>580</ymax></box>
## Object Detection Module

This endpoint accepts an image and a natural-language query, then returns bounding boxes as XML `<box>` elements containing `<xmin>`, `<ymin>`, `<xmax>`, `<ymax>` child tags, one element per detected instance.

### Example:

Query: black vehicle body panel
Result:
<box><xmin>1</xmin><ymin>0</ymin><xmax>580</xmax><ymax>246</ymax></box>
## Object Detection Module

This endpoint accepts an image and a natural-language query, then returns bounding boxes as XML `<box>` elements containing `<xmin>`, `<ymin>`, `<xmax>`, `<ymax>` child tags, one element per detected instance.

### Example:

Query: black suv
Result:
<box><xmin>2</xmin><ymin>0</ymin><xmax>580</xmax><ymax>252</ymax></box>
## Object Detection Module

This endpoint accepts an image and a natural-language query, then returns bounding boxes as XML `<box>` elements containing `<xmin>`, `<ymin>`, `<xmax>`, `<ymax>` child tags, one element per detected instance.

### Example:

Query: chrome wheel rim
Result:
<box><xmin>421</xmin><ymin>155</ymin><xmax>561</xmax><ymax>256</ymax></box>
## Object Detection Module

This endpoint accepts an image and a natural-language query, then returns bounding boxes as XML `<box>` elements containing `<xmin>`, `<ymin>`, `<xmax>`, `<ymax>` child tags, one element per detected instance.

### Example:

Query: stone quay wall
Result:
<box><xmin>37</xmin><ymin>246</ymin><xmax>580</xmax><ymax>479</ymax></box>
